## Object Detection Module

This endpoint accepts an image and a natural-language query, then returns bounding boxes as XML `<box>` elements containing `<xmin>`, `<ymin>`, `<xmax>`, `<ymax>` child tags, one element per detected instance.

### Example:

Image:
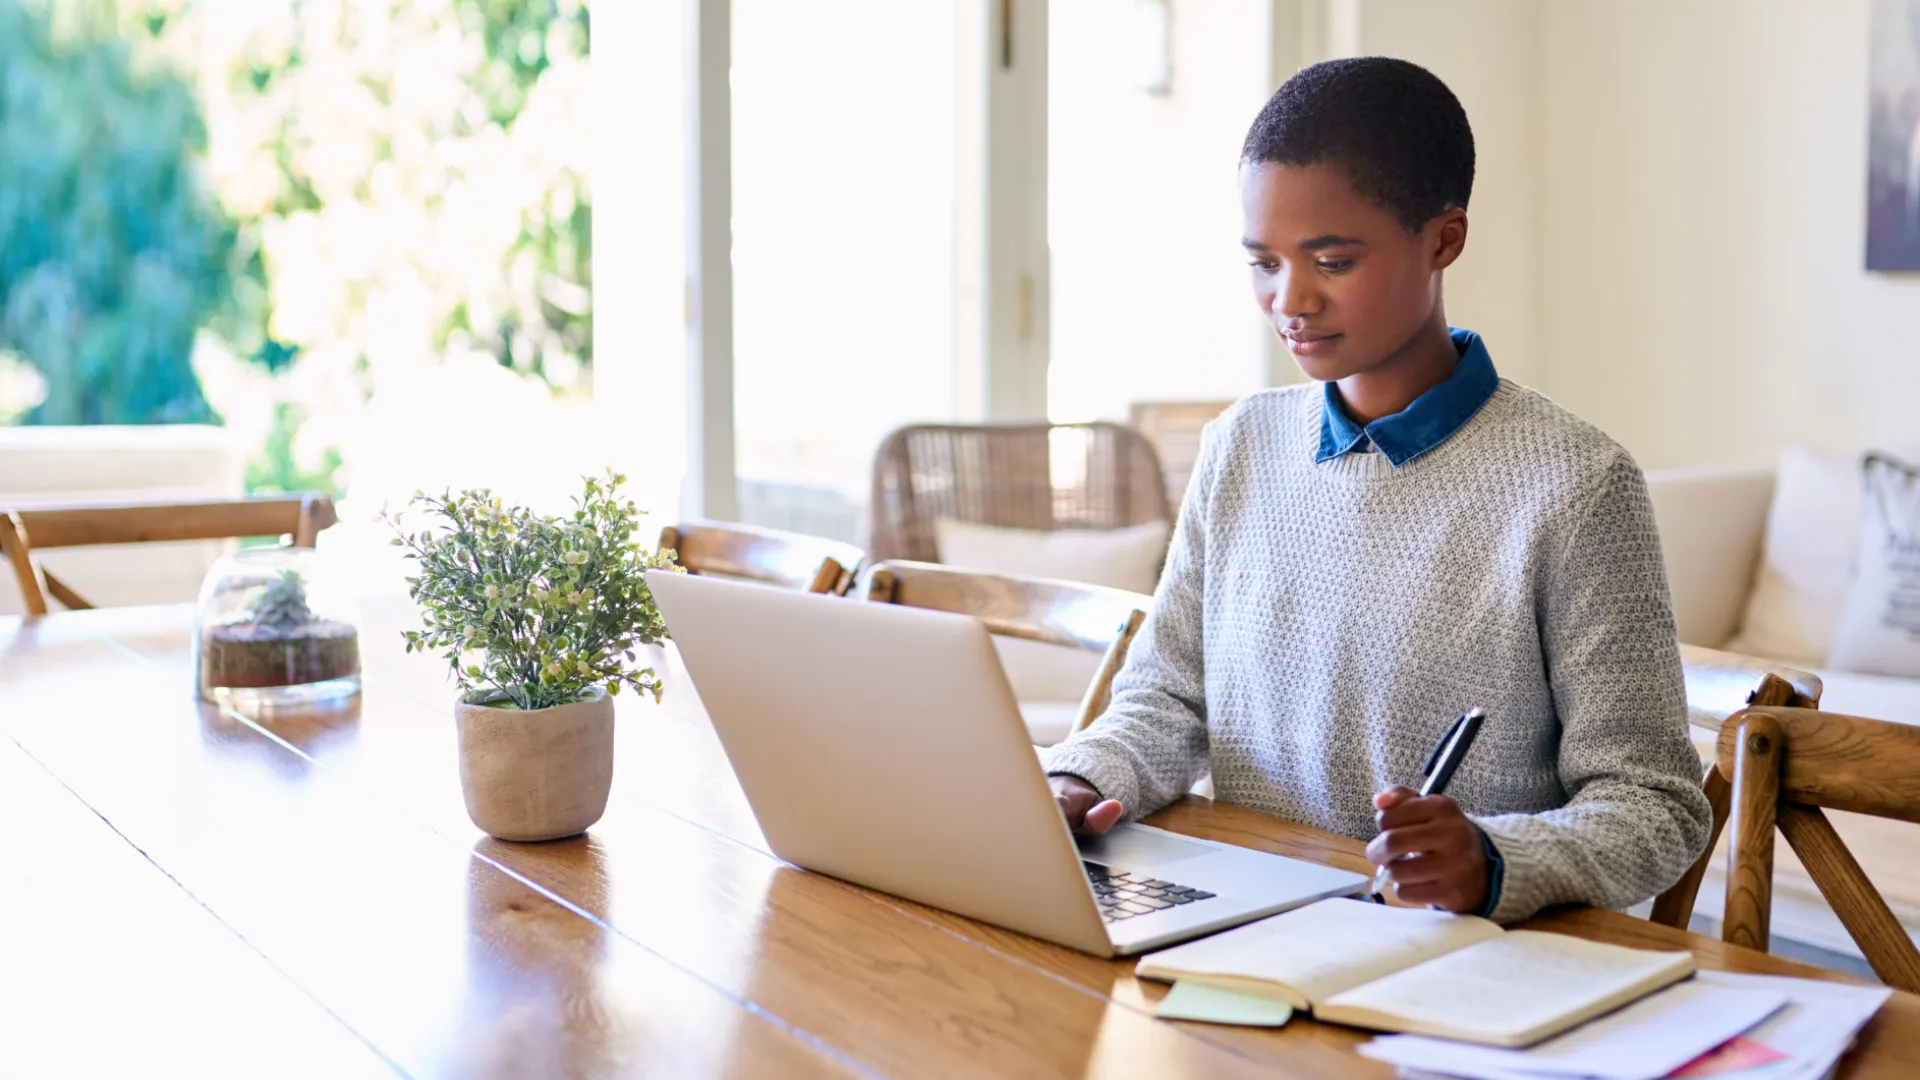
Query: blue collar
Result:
<box><xmin>1316</xmin><ymin>328</ymin><xmax>1500</xmax><ymax>467</ymax></box>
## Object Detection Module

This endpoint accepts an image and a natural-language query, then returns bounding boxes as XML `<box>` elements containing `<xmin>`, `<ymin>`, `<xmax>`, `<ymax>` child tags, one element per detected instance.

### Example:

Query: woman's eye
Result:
<box><xmin>1317</xmin><ymin>258</ymin><xmax>1355</xmax><ymax>273</ymax></box>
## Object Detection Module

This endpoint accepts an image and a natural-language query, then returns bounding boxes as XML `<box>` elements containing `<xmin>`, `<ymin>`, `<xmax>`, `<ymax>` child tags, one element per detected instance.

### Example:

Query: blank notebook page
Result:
<box><xmin>1135</xmin><ymin>899</ymin><xmax>1502</xmax><ymax>1007</ymax></box>
<box><xmin>1318</xmin><ymin>930</ymin><xmax>1695</xmax><ymax>1046</ymax></box>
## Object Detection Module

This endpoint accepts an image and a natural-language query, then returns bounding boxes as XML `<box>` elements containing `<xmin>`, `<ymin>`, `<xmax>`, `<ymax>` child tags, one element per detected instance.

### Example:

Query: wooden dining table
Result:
<box><xmin>5</xmin><ymin>603</ymin><xmax>1919</xmax><ymax>1079</ymax></box>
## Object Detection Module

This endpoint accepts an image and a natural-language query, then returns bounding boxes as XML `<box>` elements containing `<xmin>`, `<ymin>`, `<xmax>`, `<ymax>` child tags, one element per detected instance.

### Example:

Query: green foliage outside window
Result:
<box><xmin>0</xmin><ymin>0</ymin><xmax>274</xmax><ymax>425</ymax></box>
<box><xmin>0</xmin><ymin>0</ymin><xmax>592</xmax><ymax>499</ymax></box>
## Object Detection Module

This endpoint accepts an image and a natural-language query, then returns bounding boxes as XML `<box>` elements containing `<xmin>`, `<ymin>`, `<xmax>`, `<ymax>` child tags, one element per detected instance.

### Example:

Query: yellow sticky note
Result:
<box><xmin>1154</xmin><ymin>981</ymin><xmax>1295</xmax><ymax>1027</ymax></box>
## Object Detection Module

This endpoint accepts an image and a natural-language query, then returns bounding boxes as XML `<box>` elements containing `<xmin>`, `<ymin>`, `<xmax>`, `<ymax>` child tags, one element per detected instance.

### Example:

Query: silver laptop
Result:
<box><xmin>647</xmin><ymin>571</ymin><xmax>1368</xmax><ymax>957</ymax></box>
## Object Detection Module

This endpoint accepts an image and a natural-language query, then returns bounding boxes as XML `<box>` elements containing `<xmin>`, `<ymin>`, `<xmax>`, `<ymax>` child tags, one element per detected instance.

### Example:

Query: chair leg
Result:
<box><xmin>0</xmin><ymin>513</ymin><xmax>47</xmax><ymax>617</ymax></box>
<box><xmin>1723</xmin><ymin>712</ymin><xmax>1784</xmax><ymax>952</ymax></box>
<box><xmin>1650</xmin><ymin>765</ymin><xmax>1731</xmax><ymax>929</ymax></box>
<box><xmin>42</xmin><ymin>571</ymin><xmax>93</xmax><ymax>611</ymax></box>
<box><xmin>1779</xmin><ymin>803</ymin><xmax>1920</xmax><ymax>994</ymax></box>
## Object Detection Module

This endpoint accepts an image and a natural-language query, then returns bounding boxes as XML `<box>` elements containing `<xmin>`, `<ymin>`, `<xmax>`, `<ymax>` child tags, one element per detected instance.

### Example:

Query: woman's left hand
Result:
<box><xmin>1366</xmin><ymin>786</ymin><xmax>1491</xmax><ymax>914</ymax></box>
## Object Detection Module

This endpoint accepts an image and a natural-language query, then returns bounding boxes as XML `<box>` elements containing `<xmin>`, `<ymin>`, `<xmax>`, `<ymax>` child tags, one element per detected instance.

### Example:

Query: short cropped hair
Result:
<box><xmin>1242</xmin><ymin>57</ymin><xmax>1474</xmax><ymax>231</ymax></box>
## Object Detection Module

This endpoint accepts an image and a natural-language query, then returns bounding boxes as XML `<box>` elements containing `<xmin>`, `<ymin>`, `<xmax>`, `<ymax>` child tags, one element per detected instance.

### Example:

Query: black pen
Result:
<box><xmin>1369</xmin><ymin>707</ymin><xmax>1487</xmax><ymax>903</ymax></box>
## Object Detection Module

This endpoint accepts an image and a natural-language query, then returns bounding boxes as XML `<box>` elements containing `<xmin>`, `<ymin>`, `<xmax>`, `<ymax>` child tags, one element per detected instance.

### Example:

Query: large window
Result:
<box><xmin>1</xmin><ymin>0</ymin><xmax>1297</xmax><ymax>579</ymax></box>
<box><xmin>729</xmin><ymin>0</ymin><xmax>961</xmax><ymax>543</ymax></box>
<box><xmin>0</xmin><ymin>0</ymin><xmax>608</xmax><ymax>612</ymax></box>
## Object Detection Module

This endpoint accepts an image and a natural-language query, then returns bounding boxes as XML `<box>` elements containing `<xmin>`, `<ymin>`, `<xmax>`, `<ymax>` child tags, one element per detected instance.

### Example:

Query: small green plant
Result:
<box><xmin>254</xmin><ymin>570</ymin><xmax>314</xmax><ymax>634</ymax></box>
<box><xmin>386</xmin><ymin>471</ymin><xmax>680</xmax><ymax>710</ymax></box>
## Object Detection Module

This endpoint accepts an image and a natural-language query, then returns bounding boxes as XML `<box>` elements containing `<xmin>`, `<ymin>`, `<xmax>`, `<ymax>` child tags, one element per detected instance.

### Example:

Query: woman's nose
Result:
<box><xmin>1277</xmin><ymin>268</ymin><xmax>1320</xmax><ymax>320</ymax></box>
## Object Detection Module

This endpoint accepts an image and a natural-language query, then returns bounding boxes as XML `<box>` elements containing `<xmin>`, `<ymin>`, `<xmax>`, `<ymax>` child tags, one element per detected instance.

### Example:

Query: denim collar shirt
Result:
<box><xmin>1317</xmin><ymin>328</ymin><xmax>1500</xmax><ymax>467</ymax></box>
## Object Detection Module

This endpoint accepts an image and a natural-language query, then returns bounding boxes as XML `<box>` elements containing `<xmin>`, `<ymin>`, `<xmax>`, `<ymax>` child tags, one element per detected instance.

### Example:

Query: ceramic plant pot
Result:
<box><xmin>454</xmin><ymin>687</ymin><xmax>614</xmax><ymax>842</ymax></box>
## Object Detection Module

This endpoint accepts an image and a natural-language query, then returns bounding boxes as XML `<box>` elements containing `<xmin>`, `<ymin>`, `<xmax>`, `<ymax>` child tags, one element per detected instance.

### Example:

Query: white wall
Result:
<box><xmin>1538</xmin><ymin>0</ymin><xmax>1920</xmax><ymax>469</ymax></box>
<box><xmin>1335</xmin><ymin>0</ymin><xmax>1545</xmax><ymax>389</ymax></box>
<box><xmin>1047</xmin><ymin>0</ymin><xmax>1277</xmax><ymax>422</ymax></box>
<box><xmin>1322</xmin><ymin>1</ymin><xmax>1920</xmax><ymax>470</ymax></box>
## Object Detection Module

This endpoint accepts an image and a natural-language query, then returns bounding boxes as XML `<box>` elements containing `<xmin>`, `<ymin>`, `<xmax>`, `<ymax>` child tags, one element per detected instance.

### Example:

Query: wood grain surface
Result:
<box><xmin>5</xmin><ymin>605</ymin><xmax>1920</xmax><ymax>1079</ymax></box>
<box><xmin>1718</xmin><ymin>706</ymin><xmax>1920</xmax><ymax>822</ymax></box>
<box><xmin>1725</xmin><ymin>710</ymin><xmax>1785</xmax><ymax>951</ymax></box>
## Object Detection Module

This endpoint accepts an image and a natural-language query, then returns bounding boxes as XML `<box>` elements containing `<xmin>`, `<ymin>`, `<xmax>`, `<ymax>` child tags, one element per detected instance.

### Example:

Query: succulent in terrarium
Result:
<box><xmin>197</xmin><ymin>557</ymin><xmax>360</xmax><ymax>699</ymax></box>
<box><xmin>254</xmin><ymin>571</ymin><xmax>315</xmax><ymax>634</ymax></box>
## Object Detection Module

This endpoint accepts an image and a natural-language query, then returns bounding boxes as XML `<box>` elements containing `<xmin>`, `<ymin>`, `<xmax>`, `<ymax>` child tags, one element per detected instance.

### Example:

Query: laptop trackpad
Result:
<box><xmin>1077</xmin><ymin>825</ymin><xmax>1212</xmax><ymax>869</ymax></box>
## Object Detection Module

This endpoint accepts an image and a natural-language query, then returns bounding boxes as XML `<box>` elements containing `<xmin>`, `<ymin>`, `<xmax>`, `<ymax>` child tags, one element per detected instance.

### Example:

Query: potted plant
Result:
<box><xmin>387</xmin><ymin>471</ymin><xmax>679</xmax><ymax>841</ymax></box>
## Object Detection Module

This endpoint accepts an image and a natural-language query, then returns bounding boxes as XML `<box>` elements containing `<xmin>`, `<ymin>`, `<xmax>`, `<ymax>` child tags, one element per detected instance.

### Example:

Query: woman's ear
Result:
<box><xmin>1430</xmin><ymin>208</ymin><xmax>1469</xmax><ymax>270</ymax></box>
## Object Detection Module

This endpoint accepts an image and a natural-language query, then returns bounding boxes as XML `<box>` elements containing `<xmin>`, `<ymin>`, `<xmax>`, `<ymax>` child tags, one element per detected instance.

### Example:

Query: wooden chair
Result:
<box><xmin>859</xmin><ymin>560</ymin><xmax>1149</xmax><ymax>736</ymax></box>
<box><xmin>1128</xmin><ymin>400</ymin><xmax>1234</xmax><ymax>509</ymax></box>
<box><xmin>868</xmin><ymin>423</ymin><xmax>1172</xmax><ymax>564</ymax></box>
<box><xmin>0</xmin><ymin>494</ymin><xmax>337</xmax><ymax>616</ymax></box>
<box><xmin>1649</xmin><ymin>645</ymin><xmax>1823</xmax><ymax>929</ymax></box>
<box><xmin>659</xmin><ymin>520</ymin><xmax>866</xmax><ymax>596</ymax></box>
<box><xmin>1714</xmin><ymin>704</ymin><xmax>1920</xmax><ymax>992</ymax></box>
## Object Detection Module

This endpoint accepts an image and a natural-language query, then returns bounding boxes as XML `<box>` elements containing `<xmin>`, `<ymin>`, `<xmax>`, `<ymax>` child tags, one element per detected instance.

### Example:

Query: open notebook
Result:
<box><xmin>1136</xmin><ymin>898</ymin><xmax>1694</xmax><ymax>1047</ymax></box>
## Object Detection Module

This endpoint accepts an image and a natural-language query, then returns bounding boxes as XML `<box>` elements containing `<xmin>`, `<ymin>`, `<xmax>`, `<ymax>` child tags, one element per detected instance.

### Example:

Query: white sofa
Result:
<box><xmin>1647</xmin><ymin>464</ymin><xmax>1920</xmax><ymax>959</ymax></box>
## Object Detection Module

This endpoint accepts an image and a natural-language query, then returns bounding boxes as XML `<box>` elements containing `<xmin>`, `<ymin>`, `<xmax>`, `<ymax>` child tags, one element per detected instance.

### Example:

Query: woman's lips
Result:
<box><xmin>1283</xmin><ymin>331</ymin><xmax>1343</xmax><ymax>357</ymax></box>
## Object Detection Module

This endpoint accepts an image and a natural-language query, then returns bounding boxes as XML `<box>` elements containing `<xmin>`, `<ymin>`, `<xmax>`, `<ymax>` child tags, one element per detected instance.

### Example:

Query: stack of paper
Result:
<box><xmin>1361</xmin><ymin>970</ymin><xmax>1890</xmax><ymax>1080</ymax></box>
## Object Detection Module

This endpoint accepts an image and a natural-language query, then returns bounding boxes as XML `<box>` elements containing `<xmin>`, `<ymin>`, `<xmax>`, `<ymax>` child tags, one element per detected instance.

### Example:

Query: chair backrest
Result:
<box><xmin>868</xmin><ymin>423</ymin><xmax>1172</xmax><ymax>564</ymax></box>
<box><xmin>1648</xmin><ymin>646</ymin><xmax>1822</xmax><ymax>931</ymax></box>
<box><xmin>1128</xmin><ymin>400</ymin><xmax>1234</xmax><ymax>509</ymax></box>
<box><xmin>0</xmin><ymin>494</ymin><xmax>337</xmax><ymax>615</ymax></box>
<box><xmin>1716</xmin><ymin>705</ymin><xmax>1920</xmax><ymax>992</ymax></box>
<box><xmin>860</xmin><ymin>560</ymin><xmax>1148</xmax><ymax>735</ymax></box>
<box><xmin>659</xmin><ymin>520</ymin><xmax>866</xmax><ymax>596</ymax></box>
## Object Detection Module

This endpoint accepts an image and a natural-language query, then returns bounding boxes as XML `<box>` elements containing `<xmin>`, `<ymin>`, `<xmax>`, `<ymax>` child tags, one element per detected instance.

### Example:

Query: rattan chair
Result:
<box><xmin>868</xmin><ymin>423</ymin><xmax>1172</xmax><ymax>564</ymax></box>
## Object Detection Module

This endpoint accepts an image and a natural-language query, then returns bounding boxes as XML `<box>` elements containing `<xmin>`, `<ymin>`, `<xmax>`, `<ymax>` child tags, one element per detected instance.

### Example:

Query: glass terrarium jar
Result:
<box><xmin>194</xmin><ymin>547</ymin><xmax>361</xmax><ymax>709</ymax></box>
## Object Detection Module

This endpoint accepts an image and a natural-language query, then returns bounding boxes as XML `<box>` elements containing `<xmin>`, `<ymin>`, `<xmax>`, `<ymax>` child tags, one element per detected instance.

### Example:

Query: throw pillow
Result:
<box><xmin>931</xmin><ymin>518</ymin><xmax>1171</xmax><ymax>596</ymax></box>
<box><xmin>1827</xmin><ymin>454</ymin><xmax>1920</xmax><ymax>677</ymax></box>
<box><xmin>1725</xmin><ymin>446</ymin><xmax>1863</xmax><ymax>666</ymax></box>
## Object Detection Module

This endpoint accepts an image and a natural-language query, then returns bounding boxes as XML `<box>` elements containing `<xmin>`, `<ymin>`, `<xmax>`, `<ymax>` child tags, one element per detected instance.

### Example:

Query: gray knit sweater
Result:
<box><xmin>1041</xmin><ymin>380</ymin><xmax>1712</xmax><ymax>923</ymax></box>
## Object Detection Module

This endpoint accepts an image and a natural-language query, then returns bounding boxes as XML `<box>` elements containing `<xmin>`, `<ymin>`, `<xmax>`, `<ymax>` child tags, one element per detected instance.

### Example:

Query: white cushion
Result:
<box><xmin>1725</xmin><ymin>447</ymin><xmax>1863</xmax><ymax>666</ymax></box>
<box><xmin>1644</xmin><ymin>466</ymin><xmax>1774</xmax><ymax>648</ymax></box>
<box><xmin>995</xmin><ymin>637</ymin><xmax>1104</xmax><ymax>747</ymax></box>
<box><xmin>932</xmin><ymin>518</ymin><xmax>1171</xmax><ymax>595</ymax></box>
<box><xmin>1828</xmin><ymin>455</ymin><xmax>1920</xmax><ymax>676</ymax></box>
<box><xmin>1809</xmin><ymin>666</ymin><xmax>1920</xmax><ymax>727</ymax></box>
<box><xmin>1018</xmin><ymin>701</ymin><xmax>1081</xmax><ymax>748</ymax></box>
<box><xmin>993</xmin><ymin>636</ymin><xmax>1104</xmax><ymax>703</ymax></box>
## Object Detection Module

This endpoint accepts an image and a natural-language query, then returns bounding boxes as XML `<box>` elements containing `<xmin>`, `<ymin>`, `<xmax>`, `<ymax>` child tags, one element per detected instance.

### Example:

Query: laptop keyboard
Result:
<box><xmin>1084</xmin><ymin>861</ymin><xmax>1216</xmax><ymax>922</ymax></box>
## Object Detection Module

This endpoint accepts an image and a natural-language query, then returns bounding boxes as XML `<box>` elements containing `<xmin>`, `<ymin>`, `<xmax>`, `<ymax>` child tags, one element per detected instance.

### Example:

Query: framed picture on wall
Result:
<box><xmin>1867</xmin><ymin>0</ymin><xmax>1920</xmax><ymax>271</ymax></box>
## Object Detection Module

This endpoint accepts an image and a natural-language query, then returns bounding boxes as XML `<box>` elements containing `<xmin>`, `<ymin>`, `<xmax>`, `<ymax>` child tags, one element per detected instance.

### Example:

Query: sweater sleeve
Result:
<box><xmin>1472</xmin><ymin>453</ymin><xmax>1713</xmax><ymax>923</ymax></box>
<box><xmin>1036</xmin><ymin>416</ymin><xmax>1221</xmax><ymax>818</ymax></box>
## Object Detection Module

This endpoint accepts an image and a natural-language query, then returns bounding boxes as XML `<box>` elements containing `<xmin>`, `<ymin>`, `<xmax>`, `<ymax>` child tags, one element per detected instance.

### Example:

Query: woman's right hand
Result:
<box><xmin>1049</xmin><ymin>774</ymin><xmax>1124</xmax><ymax>836</ymax></box>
